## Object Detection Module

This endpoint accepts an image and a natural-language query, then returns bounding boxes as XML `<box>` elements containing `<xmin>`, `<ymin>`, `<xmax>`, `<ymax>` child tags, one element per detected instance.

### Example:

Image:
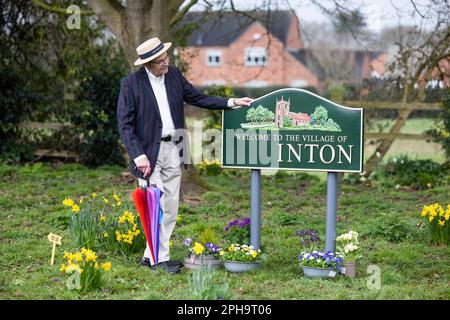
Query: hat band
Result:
<box><xmin>139</xmin><ymin>43</ymin><xmax>164</xmax><ymax>60</ymax></box>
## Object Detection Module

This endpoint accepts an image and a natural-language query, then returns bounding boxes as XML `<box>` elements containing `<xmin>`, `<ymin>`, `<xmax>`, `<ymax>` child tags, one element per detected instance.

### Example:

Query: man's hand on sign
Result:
<box><xmin>233</xmin><ymin>97</ymin><xmax>253</xmax><ymax>107</ymax></box>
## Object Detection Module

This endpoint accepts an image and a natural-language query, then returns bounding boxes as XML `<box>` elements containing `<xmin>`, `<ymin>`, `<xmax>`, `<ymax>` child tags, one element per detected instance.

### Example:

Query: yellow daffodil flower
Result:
<box><xmin>438</xmin><ymin>220</ymin><xmax>445</xmax><ymax>227</ymax></box>
<box><xmin>63</xmin><ymin>198</ymin><xmax>74</xmax><ymax>207</ymax></box>
<box><xmin>84</xmin><ymin>251</ymin><xmax>98</xmax><ymax>262</ymax></box>
<box><xmin>100</xmin><ymin>215</ymin><xmax>106</xmax><ymax>222</ymax></box>
<box><xmin>101</xmin><ymin>262</ymin><xmax>112</xmax><ymax>271</ymax></box>
<box><xmin>91</xmin><ymin>192</ymin><xmax>98</xmax><ymax>198</ymax></box>
<box><xmin>72</xmin><ymin>204</ymin><xmax>80</xmax><ymax>213</ymax></box>
<box><xmin>193</xmin><ymin>242</ymin><xmax>204</xmax><ymax>255</ymax></box>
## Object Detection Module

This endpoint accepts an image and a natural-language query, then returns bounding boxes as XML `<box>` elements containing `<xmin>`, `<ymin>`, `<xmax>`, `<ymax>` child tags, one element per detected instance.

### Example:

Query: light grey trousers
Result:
<box><xmin>138</xmin><ymin>140</ymin><xmax>181</xmax><ymax>265</ymax></box>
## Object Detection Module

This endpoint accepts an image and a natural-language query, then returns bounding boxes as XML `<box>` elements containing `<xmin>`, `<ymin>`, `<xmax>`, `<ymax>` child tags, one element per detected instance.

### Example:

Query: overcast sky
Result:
<box><xmin>186</xmin><ymin>0</ymin><xmax>435</xmax><ymax>33</ymax></box>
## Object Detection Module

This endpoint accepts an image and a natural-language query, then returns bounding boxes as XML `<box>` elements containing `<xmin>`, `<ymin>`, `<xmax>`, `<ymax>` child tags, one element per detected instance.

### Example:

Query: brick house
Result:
<box><xmin>177</xmin><ymin>11</ymin><xmax>321</xmax><ymax>90</ymax></box>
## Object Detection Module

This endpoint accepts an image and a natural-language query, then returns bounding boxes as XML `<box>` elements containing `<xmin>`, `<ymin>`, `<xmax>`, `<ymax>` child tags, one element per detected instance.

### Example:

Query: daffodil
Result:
<box><xmin>91</xmin><ymin>192</ymin><xmax>98</xmax><ymax>198</ymax></box>
<box><xmin>63</xmin><ymin>198</ymin><xmax>74</xmax><ymax>207</ymax></box>
<box><xmin>101</xmin><ymin>262</ymin><xmax>112</xmax><ymax>271</ymax></box>
<box><xmin>66</xmin><ymin>264</ymin><xmax>83</xmax><ymax>274</ymax></box>
<box><xmin>84</xmin><ymin>250</ymin><xmax>98</xmax><ymax>262</ymax></box>
<box><xmin>100</xmin><ymin>215</ymin><xmax>106</xmax><ymax>222</ymax></box>
<box><xmin>72</xmin><ymin>204</ymin><xmax>80</xmax><ymax>213</ymax></box>
<box><xmin>438</xmin><ymin>220</ymin><xmax>445</xmax><ymax>227</ymax></box>
<box><xmin>72</xmin><ymin>252</ymin><xmax>83</xmax><ymax>262</ymax></box>
<box><xmin>193</xmin><ymin>242</ymin><xmax>205</xmax><ymax>255</ymax></box>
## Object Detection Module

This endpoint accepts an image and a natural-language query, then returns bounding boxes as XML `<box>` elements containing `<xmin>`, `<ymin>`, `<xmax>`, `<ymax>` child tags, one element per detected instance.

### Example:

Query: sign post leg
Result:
<box><xmin>325</xmin><ymin>172</ymin><xmax>338</xmax><ymax>252</ymax></box>
<box><xmin>250</xmin><ymin>169</ymin><xmax>261</xmax><ymax>250</ymax></box>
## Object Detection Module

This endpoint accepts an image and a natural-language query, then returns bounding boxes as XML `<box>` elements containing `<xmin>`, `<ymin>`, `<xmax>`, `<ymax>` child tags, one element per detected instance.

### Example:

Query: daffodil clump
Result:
<box><xmin>421</xmin><ymin>203</ymin><xmax>450</xmax><ymax>245</ymax></box>
<box><xmin>60</xmin><ymin>248</ymin><xmax>111</xmax><ymax>292</ymax></box>
<box><xmin>63</xmin><ymin>193</ymin><xmax>126</xmax><ymax>250</ymax></box>
<box><xmin>103</xmin><ymin>210</ymin><xmax>146</xmax><ymax>255</ymax></box>
<box><xmin>219</xmin><ymin>244</ymin><xmax>261</xmax><ymax>263</ymax></box>
<box><xmin>197</xmin><ymin>158</ymin><xmax>222</xmax><ymax>176</ymax></box>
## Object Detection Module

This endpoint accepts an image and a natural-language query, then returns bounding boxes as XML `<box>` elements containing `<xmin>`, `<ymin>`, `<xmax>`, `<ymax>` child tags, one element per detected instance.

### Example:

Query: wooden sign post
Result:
<box><xmin>47</xmin><ymin>233</ymin><xmax>62</xmax><ymax>265</ymax></box>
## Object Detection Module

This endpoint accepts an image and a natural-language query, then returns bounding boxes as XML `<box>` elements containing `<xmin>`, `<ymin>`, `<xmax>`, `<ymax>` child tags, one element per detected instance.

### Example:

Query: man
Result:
<box><xmin>117</xmin><ymin>37</ymin><xmax>253</xmax><ymax>274</ymax></box>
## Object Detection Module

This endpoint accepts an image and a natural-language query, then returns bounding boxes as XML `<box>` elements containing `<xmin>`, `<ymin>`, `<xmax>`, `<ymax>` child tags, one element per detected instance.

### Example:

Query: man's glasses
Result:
<box><xmin>151</xmin><ymin>55</ymin><xmax>169</xmax><ymax>66</ymax></box>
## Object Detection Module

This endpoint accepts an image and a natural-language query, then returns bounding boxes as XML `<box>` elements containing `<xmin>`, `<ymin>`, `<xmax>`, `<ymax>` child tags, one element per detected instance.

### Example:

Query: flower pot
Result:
<box><xmin>343</xmin><ymin>261</ymin><xmax>357</xmax><ymax>278</ymax></box>
<box><xmin>183</xmin><ymin>254</ymin><xmax>221</xmax><ymax>270</ymax></box>
<box><xmin>301</xmin><ymin>266</ymin><xmax>336</xmax><ymax>279</ymax></box>
<box><xmin>224</xmin><ymin>261</ymin><xmax>260</xmax><ymax>273</ymax></box>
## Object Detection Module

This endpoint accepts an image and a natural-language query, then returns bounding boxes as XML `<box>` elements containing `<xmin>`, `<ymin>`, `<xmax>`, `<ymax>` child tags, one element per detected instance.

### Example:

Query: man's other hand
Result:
<box><xmin>233</xmin><ymin>97</ymin><xmax>253</xmax><ymax>107</ymax></box>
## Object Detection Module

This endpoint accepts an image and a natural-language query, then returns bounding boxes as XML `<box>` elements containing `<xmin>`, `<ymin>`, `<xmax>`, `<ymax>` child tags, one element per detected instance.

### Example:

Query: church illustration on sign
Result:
<box><xmin>241</xmin><ymin>96</ymin><xmax>341</xmax><ymax>132</ymax></box>
<box><xmin>274</xmin><ymin>97</ymin><xmax>310</xmax><ymax>128</ymax></box>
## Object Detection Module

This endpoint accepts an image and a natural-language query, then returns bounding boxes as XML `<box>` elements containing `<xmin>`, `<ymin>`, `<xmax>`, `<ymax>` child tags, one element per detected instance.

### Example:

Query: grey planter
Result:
<box><xmin>184</xmin><ymin>254</ymin><xmax>221</xmax><ymax>270</ymax></box>
<box><xmin>224</xmin><ymin>261</ymin><xmax>261</xmax><ymax>273</ymax></box>
<box><xmin>302</xmin><ymin>266</ymin><xmax>336</xmax><ymax>279</ymax></box>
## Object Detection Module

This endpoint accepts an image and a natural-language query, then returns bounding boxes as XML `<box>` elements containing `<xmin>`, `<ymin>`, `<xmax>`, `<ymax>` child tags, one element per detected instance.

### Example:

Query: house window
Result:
<box><xmin>245</xmin><ymin>47</ymin><xmax>268</xmax><ymax>66</ymax></box>
<box><xmin>206</xmin><ymin>50</ymin><xmax>222</xmax><ymax>67</ymax></box>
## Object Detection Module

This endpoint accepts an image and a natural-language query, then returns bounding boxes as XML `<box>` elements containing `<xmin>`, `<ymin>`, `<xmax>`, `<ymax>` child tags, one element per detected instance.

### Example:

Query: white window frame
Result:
<box><xmin>245</xmin><ymin>47</ymin><xmax>268</xmax><ymax>67</ymax></box>
<box><xmin>205</xmin><ymin>49</ymin><xmax>222</xmax><ymax>67</ymax></box>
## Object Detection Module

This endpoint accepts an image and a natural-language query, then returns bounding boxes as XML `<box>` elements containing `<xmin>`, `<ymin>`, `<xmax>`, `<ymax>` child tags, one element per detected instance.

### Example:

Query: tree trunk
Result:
<box><xmin>87</xmin><ymin>0</ymin><xmax>174</xmax><ymax>69</ymax></box>
<box><xmin>364</xmin><ymin>85</ymin><xmax>413</xmax><ymax>176</ymax></box>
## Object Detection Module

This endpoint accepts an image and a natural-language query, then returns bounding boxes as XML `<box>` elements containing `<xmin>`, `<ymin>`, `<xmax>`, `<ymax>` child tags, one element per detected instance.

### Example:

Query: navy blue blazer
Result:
<box><xmin>117</xmin><ymin>66</ymin><xmax>229</xmax><ymax>178</ymax></box>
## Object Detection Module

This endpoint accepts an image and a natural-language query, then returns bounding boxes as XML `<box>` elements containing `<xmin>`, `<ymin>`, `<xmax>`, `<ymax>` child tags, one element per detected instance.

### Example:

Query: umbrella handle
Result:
<box><xmin>144</xmin><ymin>177</ymin><xmax>158</xmax><ymax>189</ymax></box>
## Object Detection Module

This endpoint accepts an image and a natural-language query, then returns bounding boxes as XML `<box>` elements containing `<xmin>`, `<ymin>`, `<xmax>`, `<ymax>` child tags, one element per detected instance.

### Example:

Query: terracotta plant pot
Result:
<box><xmin>343</xmin><ymin>261</ymin><xmax>357</xmax><ymax>278</ymax></box>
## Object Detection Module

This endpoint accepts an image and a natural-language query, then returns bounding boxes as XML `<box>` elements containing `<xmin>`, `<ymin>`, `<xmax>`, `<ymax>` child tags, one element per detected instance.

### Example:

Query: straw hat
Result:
<box><xmin>134</xmin><ymin>37</ymin><xmax>172</xmax><ymax>66</ymax></box>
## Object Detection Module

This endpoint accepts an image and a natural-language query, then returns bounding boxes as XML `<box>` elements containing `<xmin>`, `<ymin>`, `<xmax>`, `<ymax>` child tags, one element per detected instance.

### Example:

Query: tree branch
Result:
<box><xmin>31</xmin><ymin>0</ymin><xmax>94</xmax><ymax>15</ymax></box>
<box><xmin>170</xmin><ymin>0</ymin><xmax>198</xmax><ymax>28</ymax></box>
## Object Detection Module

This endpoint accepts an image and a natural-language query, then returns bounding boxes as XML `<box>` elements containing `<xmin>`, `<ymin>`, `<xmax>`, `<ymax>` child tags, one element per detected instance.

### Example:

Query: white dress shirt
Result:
<box><xmin>134</xmin><ymin>68</ymin><xmax>235</xmax><ymax>166</ymax></box>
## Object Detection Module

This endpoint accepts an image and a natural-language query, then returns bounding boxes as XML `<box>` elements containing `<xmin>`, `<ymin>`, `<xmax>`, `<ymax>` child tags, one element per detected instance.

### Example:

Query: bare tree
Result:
<box><xmin>363</xmin><ymin>0</ymin><xmax>450</xmax><ymax>175</ymax></box>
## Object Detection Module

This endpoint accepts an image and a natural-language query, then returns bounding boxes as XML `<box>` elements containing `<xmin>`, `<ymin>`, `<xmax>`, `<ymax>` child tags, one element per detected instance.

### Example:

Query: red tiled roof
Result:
<box><xmin>289</xmin><ymin>112</ymin><xmax>310</xmax><ymax>121</ymax></box>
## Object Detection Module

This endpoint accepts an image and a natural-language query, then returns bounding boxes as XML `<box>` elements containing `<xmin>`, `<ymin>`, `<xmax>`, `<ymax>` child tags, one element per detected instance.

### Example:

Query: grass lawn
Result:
<box><xmin>0</xmin><ymin>162</ymin><xmax>448</xmax><ymax>300</ymax></box>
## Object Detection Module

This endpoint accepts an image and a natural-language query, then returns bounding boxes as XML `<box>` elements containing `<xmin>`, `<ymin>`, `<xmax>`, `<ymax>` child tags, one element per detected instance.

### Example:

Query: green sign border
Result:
<box><xmin>221</xmin><ymin>88</ymin><xmax>364</xmax><ymax>173</ymax></box>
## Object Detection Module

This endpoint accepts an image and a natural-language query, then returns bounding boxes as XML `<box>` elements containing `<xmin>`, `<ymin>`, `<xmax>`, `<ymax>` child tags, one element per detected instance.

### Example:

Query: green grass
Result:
<box><xmin>365</xmin><ymin>118</ymin><xmax>445</xmax><ymax>163</ymax></box>
<box><xmin>0</xmin><ymin>162</ymin><xmax>449</xmax><ymax>300</ymax></box>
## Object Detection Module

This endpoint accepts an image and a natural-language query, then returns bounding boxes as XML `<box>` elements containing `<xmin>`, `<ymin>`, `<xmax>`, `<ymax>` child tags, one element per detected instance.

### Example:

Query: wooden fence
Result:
<box><xmin>20</xmin><ymin>101</ymin><xmax>441</xmax><ymax>161</ymax></box>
